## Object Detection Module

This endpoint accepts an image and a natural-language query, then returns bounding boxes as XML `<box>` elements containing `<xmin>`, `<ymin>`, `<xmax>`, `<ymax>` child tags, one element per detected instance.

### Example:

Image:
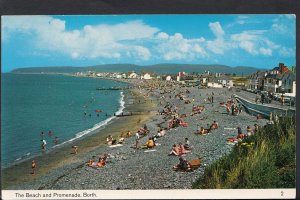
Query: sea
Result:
<box><xmin>1</xmin><ymin>73</ymin><xmax>128</xmax><ymax>168</ymax></box>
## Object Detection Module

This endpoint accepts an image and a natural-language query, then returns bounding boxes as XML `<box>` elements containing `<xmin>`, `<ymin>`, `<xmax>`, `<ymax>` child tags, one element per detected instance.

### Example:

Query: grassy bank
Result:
<box><xmin>193</xmin><ymin>116</ymin><xmax>295</xmax><ymax>189</ymax></box>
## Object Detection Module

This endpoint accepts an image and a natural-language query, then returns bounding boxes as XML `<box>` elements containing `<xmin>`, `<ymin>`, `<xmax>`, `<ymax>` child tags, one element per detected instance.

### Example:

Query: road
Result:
<box><xmin>235</xmin><ymin>90</ymin><xmax>295</xmax><ymax>110</ymax></box>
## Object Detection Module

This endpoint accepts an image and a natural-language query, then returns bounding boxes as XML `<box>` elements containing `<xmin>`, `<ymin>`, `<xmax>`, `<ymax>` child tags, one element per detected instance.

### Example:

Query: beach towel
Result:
<box><xmin>144</xmin><ymin>149</ymin><xmax>157</xmax><ymax>153</ymax></box>
<box><xmin>109</xmin><ymin>144</ymin><xmax>123</xmax><ymax>148</ymax></box>
<box><xmin>226</xmin><ymin>137</ymin><xmax>238</xmax><ymax>142</ymax></box>
<box><xmin>182</xmin><ymin>123</ymin><xmax>188</xmax><ymax>127</ymax></box>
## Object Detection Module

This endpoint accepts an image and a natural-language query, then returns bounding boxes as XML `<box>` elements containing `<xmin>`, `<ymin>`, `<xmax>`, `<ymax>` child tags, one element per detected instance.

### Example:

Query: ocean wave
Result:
<box><xmin>55</xmin><ymin>91</ymin><xmax>125</xmax><ymax>147</ymax></box>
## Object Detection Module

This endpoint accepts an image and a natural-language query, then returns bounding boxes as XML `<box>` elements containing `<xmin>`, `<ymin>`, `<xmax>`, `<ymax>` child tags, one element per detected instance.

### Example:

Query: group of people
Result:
<box><xmin>87</xmin><ymin>153</ymin><xmax>108</xmax><ymax>168</ymax></box>
<box><xmin>168</xmin><ymin>138</ymin><xmax>191</xmax><ymax>156</ymax></box>
<box><xmin>40</xmin><ymin>130</ymin><xmax>59</xmax><ymax>152</ymax></box>
<box><xmin>195</xmin><ymin>120</ymin><xmax>219</xmax><ymax>135</ymax></box>
<box><xmin>236</xmin><ymin>124</ymin><xmax>259</xmax><ymax>140</ymax></box>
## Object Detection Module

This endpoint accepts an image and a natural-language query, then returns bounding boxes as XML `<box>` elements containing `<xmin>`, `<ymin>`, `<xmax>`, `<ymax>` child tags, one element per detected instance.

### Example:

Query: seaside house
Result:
<box><xmin>280</xmin><ymin>70</ymin><xmax>296</xmax><ymax>96</ymax></box>
<box><xmin>207</xmin><ymin>77</ymin><xmax>223</xmax><ymax>88</ymax></box>
<box><xmin>128</xmin><ymin>72</ymin><xmax>138</xmax><ymax>79</ymax></box>
<box><xmin>166</xmin><ymin>75</ymin><xmax>172</xmax><ymax>81</ymax></box>
<box><xmin>141</xmin><ymin>73</ymin><xmax>153</xmax><ymax>80</ymax></box>
<box><xmin>217</xmin><ymin>75</ymin><xmax>233</xmax><ymax>88</ymax></box>
<box><xmin>121</xmin><ymin>73</ymin><xmax>127</xmax><ymax>79</ymax></box>
<box><xmin>263</xmin><ymin>63</ymin><xmax>291</xmax><ymax>93</ymax></box>
<box><xmin>176</xmin><ymin>72</ymin><xmax>186</xmax><ymax>82</ymax></box>
<box><xmin>198</xmin><ymin>74</ymin><xmax>209</xmax><ymax>86</ymax></box>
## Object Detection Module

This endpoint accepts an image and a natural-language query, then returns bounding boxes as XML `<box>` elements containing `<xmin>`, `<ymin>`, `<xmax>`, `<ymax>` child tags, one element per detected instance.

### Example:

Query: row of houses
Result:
<box><xmin>247</xmin><ymin>63</ymin><xmax>296</xmax><ymax>96</ymax></box>
<box><xmin>75</xmin><ymin>70</ymin><xmax>237</xmax><ymax>88</ymax></box>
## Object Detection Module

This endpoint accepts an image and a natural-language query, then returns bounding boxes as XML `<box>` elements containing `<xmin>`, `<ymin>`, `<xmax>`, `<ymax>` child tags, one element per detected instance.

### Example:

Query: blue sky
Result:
<box><xmin>2</xmin><ymin>14</ymin><xmax>296</xmax><ymax>72</ymax></box>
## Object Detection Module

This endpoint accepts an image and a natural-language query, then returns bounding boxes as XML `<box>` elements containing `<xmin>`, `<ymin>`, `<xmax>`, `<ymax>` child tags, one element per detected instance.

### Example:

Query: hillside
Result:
<box><xmin>11</xmin><ymin>64</ymin><xmax>265</xmax><ymax>76</ymax></box>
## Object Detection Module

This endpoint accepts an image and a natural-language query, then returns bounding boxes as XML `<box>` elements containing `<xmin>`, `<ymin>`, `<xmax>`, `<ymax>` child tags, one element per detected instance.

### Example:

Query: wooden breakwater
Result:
<box><xmin>234</xmin><ymin>94</ymin><xmax>296</xmax><ymax>118</ymax></box>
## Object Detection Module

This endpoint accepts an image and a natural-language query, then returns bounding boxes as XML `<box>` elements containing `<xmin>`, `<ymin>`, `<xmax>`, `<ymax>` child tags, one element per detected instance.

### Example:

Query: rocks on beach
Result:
<box><xmin>9</xmin><ymin>80</ymin><xmax>268</xmax><ymax>190</ymax></box>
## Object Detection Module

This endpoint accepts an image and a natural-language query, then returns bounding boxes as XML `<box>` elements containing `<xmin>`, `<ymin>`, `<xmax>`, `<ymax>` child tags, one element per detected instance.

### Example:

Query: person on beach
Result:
<box><xmin>253</xmin><ymin>124</ymin><xmax>259</xmax><ymax>135</ymax></box>
<box><xmin>31</xmin><ymin>160</ymin><xmax>36</xmax><ymax>175</ymax></box>
<box><xmin>106</xmin><ymin>135</ymin><xmax>117</xmax><ymax>145</ymax></box>
<box><xmin>41</xmin><ymin>139</ymin><xmax>47</xmax><ymax>151</ymax></box>
<box><xmin>231</xmin><ymin>104</ymin><xmax>235</xmax><ymax>115</ymax></box>
<box><xmin>96</xmin><ymin>156</ymin><xmax>107</xmax><ymax>167</ymax></box>
<box><xmin>184</xmin><ymin>138</ymin><xmax>191</xmax><ymax>150</ymax></box>
<box><xmin>118</xmin><ymin>136</ymin><xmax>125</xmax><ymax>144</ymax></box>
<box><xmin>135</xmin><ymin>130</ymin><xmax>140</xmax><ymax>149</ymax></box>
<box><xmin>256</xmin><ymin>114</ymin><xmax>261</xmax><ymax>122</ymax></box>
<box><xmin>210</xmin><ymin>121</ymin><xmax>219</xmax><ymax>130</ymax></box>
<box><xmin>236</xmin><ymin>127</ymin><xmax>244</xmax><ymax>139</ymax></box>
<box><xmin>245</xmin><ymin>126</ymin><xmax>253</xmax><ymax>137</ymax></box>
<box><xmin>144</xmin><ymin>137</ymin><xmax>155</xmax><ymax>149</ymax></box>
<box><xmin>173</xmin><ymin>156</ymin><xmax>191</xmax><ymax>171</ymax></box>
<box><xmin>72</xmin><ymin>145</ymin><xmax>78</xmax><ymax>154</ymax></box>
<box><xmin>126</xmin><ymin>130</ymin><xmax>132</xmax><ymax>138</ymax></box>
<box><xmin>168</xmin><ymin>144</ymin><xmax>180</xmax><ymax>156</ymax></box>
<box><xmin>196</xmin><ymin>127</ymin><xmax>209</xmax><ymax>135</ymax></box>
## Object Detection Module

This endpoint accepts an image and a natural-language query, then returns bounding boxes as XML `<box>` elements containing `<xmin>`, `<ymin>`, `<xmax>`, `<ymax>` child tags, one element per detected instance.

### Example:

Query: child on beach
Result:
<box><xmin>31</xmin><ymin>160</ymin><xmax>36</xmax><ymax>175</ymax></box>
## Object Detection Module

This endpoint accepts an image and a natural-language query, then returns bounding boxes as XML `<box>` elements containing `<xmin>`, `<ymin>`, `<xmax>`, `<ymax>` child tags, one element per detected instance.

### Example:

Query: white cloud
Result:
<box><xmin>156</xmin><ymin>32</ymin><xmax>169</xmax><ymax>40</ymax></box>
<box><xmin>3</xmin><ymin>16</ymin><xmax>159</xmax><ymax>61</ymax></box>
<box><xmin>259</xmin><ymin>48</ymin><xmax>272</xmax><ymax>56</ymax></box>
<box><xmin>230</xmin><ymin>30</ymin><xmax>278</xmax><ymax>56</ymax></box>
<box><xmin>279</xmin><ymin>47</ymin><xmax>295</xmax><ymax>57</ymax></box>
<box><xmin>155</xmin><ymin>33</ymin><xmax>208</xmax><ymax>60</ymax></box>
<box><xmin>209</xmin><ymin>22</ymin><xmax>225</xmax><ymax>38</ymax></box>
<box><xmin>206</xmin><ymin>22</ymin><xmax>233</xmax><ymax>55</ymax></box>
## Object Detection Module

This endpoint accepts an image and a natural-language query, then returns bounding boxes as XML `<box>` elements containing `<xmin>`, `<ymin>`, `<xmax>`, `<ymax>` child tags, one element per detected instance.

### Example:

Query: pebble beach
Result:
<box><xmin>2</xmin><ymin>79</ymin><xmax>268</xmax><ymax>190</ymax></box>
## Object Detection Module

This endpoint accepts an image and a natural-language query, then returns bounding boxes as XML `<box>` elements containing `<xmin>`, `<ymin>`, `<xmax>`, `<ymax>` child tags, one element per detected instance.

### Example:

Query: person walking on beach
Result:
<box><xmin>135</xmin><ymin>130</ymin><xmax>140</xmax><ymax>149</ymax></box>
<box><xmin>31</xmin><ymin>160</ymin><xmax>36</xmax><ymax>175</ymax></box>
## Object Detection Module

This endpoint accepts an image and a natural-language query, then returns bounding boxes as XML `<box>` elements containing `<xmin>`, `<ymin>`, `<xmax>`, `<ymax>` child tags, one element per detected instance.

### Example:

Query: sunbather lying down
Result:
<box><xmin>86</xmin><ymin>154</ymin><xmax>107</xmax><ymax>168</ymax></box>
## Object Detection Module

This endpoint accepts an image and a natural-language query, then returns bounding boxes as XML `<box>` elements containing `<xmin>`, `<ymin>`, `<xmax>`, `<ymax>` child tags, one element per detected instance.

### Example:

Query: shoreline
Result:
<box><xmin>2</xmin><ymin>79</ymin><xmax>271</xmax><ymax>190</ymax></box>
<box><xmin>2</xmin><ymin>85</ymin><xmax>157</xmax><ymax>189</ymax></box>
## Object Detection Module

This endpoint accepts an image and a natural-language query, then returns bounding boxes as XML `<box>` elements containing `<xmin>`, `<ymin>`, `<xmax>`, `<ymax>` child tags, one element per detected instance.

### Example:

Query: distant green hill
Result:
<box><xmin>11</xmin><ymin>64</ymin><xmax>265</xmax><ymax>76</ymax></box>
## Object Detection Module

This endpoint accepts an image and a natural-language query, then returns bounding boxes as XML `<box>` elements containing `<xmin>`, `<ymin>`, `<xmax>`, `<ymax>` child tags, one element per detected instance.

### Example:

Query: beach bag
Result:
<box><xmin>189</xmin><ymin>159</ymin><xmax>201</xmax><ymax>168</ymax></box>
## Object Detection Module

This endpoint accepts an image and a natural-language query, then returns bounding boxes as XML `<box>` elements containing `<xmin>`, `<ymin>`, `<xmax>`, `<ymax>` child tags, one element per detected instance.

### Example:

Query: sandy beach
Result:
<box><xmin>2</xmin><ymin>79</ymin><xmax>268</xmax><ymax>190</ymax></box>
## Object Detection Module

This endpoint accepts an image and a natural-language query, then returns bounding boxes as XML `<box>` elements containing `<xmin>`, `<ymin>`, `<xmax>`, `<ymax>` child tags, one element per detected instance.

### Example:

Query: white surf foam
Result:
<box><xmin>55</xmin><ymin>91</ymin><xmax>126</xmax><ymax>147</ymax></box>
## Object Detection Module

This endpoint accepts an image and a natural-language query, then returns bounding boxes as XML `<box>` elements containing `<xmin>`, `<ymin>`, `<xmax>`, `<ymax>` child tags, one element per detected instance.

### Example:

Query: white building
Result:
<box><xmin>116</xmin><ymin>74</ymin><xmax>122</xmax><ymax>79</ymax></box>
<box><xmin>141</xmin><ymin>73</ymin><xmax>152</xmax><ymax>80</ymax></box>
<box><xmin>128</xmin><ymin>72</ymin><xmax>138</xmax><ymax>79</ymax></box>
<box><xmin>176</xmin><ymin>72</ymin><xmax>186</xmax><ymax>82</ymax></box>
<box><xmin>207</xmin><ymin>82</ymin><xmax>223</xmax><ymax>88</ymax></box>
<box><xmin>166</xmin><ymin>75</ymin><xmax>172</xmax><ymax>81</ymax></box>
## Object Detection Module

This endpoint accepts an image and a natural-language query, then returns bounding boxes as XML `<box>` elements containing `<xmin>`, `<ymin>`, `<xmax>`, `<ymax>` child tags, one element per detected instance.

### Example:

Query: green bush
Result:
<box><xmin>192</xmin><ymin>116</ymin><xmax>295</xmax><ymax>189</ymax></box>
